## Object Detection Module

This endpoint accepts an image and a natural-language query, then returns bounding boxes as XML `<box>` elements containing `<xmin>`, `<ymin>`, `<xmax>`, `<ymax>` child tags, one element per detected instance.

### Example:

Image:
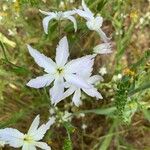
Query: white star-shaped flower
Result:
<box><xmin>76</xmin><ymin>0</ymin><xmax>110</xmax><ymax>42</ymax></box>
<box><xmin>39</xmin><ymin>10</ymin><xmax>77</xmax><ymax>34</ymax></box>
<box><xmin>26</xmin><ymin>36</ymin><xmax>94</xmax><ymax>105</ymax></box>
<box><xmin>63</xmin><ymin>75</ymin><xmax>103</xmax><ymax>106</ymax></box>
<box><xmin>0</xmin><ymin>115</ymin><xmax>55</xmax><ymax>150</ymax></box>
<box><xmin>93</xmin><ymin>43</ymin><xmax>112</xmax><ymax>54</ymax></box>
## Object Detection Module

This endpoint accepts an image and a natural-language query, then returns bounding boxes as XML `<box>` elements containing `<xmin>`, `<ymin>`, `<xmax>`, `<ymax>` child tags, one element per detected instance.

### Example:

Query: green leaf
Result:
<box><xmin>97</xmin><ymin>0</ymin><xmax>108</xmax><ymax>11</ymax></box>
<box><xmin>63</xmin><ymin>122</ymin><xmax>75</xmax><ymax>134</ymax></box>
<box><xmin>99</xmin><ymin>121</ymin><xmax>116</xmax><ymax>150</ymax></box>
<box><xmin>129</xmin><ymin>81</ymin><xmax>150</xmax><ymax>96</ymax></box>
<box><xmin>143</xmin><ymin>109</ymin><xmax>150</xmax><ymax>122</ymax></box>
<box><xmin>63</xmin><ymin>138</ymin><xmax>72</xmax><ymax>150</ymax></box>
<box><xmin>62</xmin><ymin>122</ymin><xmax>74</xmax><ymax>150</ymax></box>
<box><xmin>131</xmin><ymin>50</ymin><xmax>150</xmax><ymax>70</ymax></box>
<box><xmin>77</xmin><ymin>107</ymin><xmax>116</xmax><ymax>115</ymax></box>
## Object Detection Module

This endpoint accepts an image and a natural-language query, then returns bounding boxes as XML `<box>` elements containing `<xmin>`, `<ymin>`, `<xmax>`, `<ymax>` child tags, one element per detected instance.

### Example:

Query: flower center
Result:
<box><xmin>23</xmin><ymin>134</ymin><xmax>33</xmax><ymax>143</ymax></box>
<box><xmin>56</xmin><ymin>67</ymin><xmax>64</xmax><ymax>75</ymax></box>
<box><xmin>56</xmin><ymin>12</ymin><xmax>63</xmax><ymax>20</ymax></box>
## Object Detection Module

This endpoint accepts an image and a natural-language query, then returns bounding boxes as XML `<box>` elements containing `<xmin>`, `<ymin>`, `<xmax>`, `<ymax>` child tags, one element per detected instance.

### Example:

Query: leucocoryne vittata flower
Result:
<box><xmin>93</xmin><ymin>42</ymin><xmax>112</xmax><ymax>54</ymax></box>
<box><xmin>26</xmin><ymin>36</ymin><xmax>103</xmax><ymax>106</ymax></box>
<box><xmin>0</xmin><ymin>115</ymin><xmax>55</xmax><ymax>150</ymax></box>
<box><xmin>39</xmin><ymin>9</ymin><xmax>77</xmax><ymax>34</ymax></box>
<box><xmin>61</xmin><ymin>73</ymin><xmax>103</xmax><ymax>107</ymax></box>
<box><xmin>76</xmin><ymin>0</ymin><xmax>110</xmax><ymax>43</ymax></box>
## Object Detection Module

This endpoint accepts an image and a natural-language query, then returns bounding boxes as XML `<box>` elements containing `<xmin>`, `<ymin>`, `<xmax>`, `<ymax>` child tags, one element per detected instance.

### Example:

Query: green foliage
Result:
<box><xmin>115</xmin><ymin>76</ymin><xmax>132</xmax><ymax>124</ymax></box>
<box><xmin>63</xmin><ymin>138</ymin><xmax>72</xmax><ymax>150</ymax></box>
<box><xmin>19</xmin><ymin>0</ymin><xmax>41</xmax><ymax>6</ymax></box>
<box><xmin>63</xmin><ymin>122</ymin><xmax>75</xmax><ymax>150</ymax></box>
<box><xmin>77</xmin><ymin>107</ymin><xmax>116</xmax><ymax>116</ymax></box>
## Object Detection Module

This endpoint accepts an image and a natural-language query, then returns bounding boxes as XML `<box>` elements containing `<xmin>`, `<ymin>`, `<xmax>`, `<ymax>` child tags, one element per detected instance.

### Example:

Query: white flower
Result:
<box><xmin>49</xmin><ymin>108</ymin><xmax>55</xmax><ymax>115</ymax></box>
<box><xmin>26</xmin><ymin>36</ymin><xmax>94</xmax><ymax>105</ymax></box>
<box><xmin>39</xmin><ymin>9</ymin><xmax>77</xmax><ymax>34</ymax></box>
<box><xmin>99</xmin><ymin>67</ymin><xmax>107</xmax><ymax>76</ymax></box>
<box><xmin>62</xmin><ymin>75</ymin><xmax>103</xmax><ymax>107</ymax></box>
<box><xmin>93</xmin><ymin>43</ymin><xmax>112</xmax><ymax>54</ymax></box>
<box><xmin>81</xmin><ymin>124</ymin><xmax>87</xmax><ymax>130</ymax></box>
<box><xmin>76</xmin><ymin>0</ymin><xmax>110</xmax><ymax>42</ymax></box>
<box><xmin>117</xmin><ymin>74</ymin><xmax>122</xmax><ymax>79</ymax></box>
<box><xmin>112</xmin><ymin>74</ymin><xmax>122</xmax><ymax>82</ymax></box>
<box><xmin>0</xmin><ymin>115</ymin><xmax>55</xmax><ymax>150</ymax></box>
<box><xmin>0</xmin><ymin>140</ymin><xmax>5</xmax><ymax>147</ymax></box>
<box><xmin>62</xmin><ymin>111</ymin><xmax>72</xmax><ymax>122</ymax></box>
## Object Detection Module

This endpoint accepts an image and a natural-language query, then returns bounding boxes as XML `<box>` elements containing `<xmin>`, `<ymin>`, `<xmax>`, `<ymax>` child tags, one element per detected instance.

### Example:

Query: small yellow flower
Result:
<box><xmin>123</xmin><ymin>68</ymin><xmax>135</xmax><ymax>76</ymax></box>
<box><xmin>13</xmin><ymin>0</ymin><xmax>20</xmax><ymax>13</ymax></box>
<box><xmin>130</xmin><ymin>10</ymin><xmax>139</xmax><ymax>23</ymax></box>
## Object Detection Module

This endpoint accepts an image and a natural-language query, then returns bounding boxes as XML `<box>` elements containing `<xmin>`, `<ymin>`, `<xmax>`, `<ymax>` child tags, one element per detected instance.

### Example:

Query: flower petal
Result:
<box><xmin>39</xmin><ymin>9</ymin><xmax>56</xmax><ymax>16</ymax></box>
<box><xmin>31</xmin><ymin>117</ymin><xmax>55</xmax><ymax>141</ymax></box>
<box><xmin>72</xmin><ymin>89</ymin><xmax>82</xmax><ymax>106</ymax></box>
<box><xmin>65</xmin><ymin>55</ymin><xmax>95</xmax><ymax>75</ymax></box>
<box><xmin>65</xmin><ymin>16</ymin><xmax>77</xmax><ymax>32</ymax></box>
<box><xmin>22</xmin><ymin>143</ymin><xmax>36</xmax><ymax>150</ymax></box>
<box><xmin>27</xmin><ymin>115</ymin><xmax>40</xmax><ymax>135</ymax></box>
<box><xmin>94</xmin><ymin>43</ymin><xmax>112</xmax><ymax>54</ymax></box>
<box><xmin>26</xmin><ymin>74</ymin><xmax>54</xmax><ymax>89</ymax></box>
<box><xmin>64</xmin><ymin>10</ymin><xmax>76</xmax><ymax>16</ymax></box>
<box><xmin>0</xmin><ymin>128</ymin><xmax>24</xmax><ymax>148</ymax></box>
<box><xmin>75</xmin><ymin>9</ymin><xmax>91</xmax><ymax>20</ymax></box>
<box><xmin>42</xmin><ymin>15</ymin><xmax>55</xmax><ymax>34</ymax></box>
<box><xmin>88</xmin><ymin>75</ymin><xmax>103</xmax><ymax>84</ymax></box>
<box><xmin>55</xmin><ymin>36</ymin><xmax>69</xmax><ymax>67</ymax></box>
<box><xmin>50</xmin><ymin>77</ymin><xmax>64</xmax><ymax>105</ymax></box>
<box><xmin>65</xmin><ymin>74</ymin><xmax>91</xmax><ymax>89</ymax></box>
<box><xmin>83</xmin><ymin>88</ymin><xmax>103</xmax><ymax>99</ymax></box>
<box><xmin>27</xmin><ymin>45</ymin><xmax>56</xmax><ymax>73</ymax></box>
<box><xmin>82</xmin><ymin>0</ymin><xmax>93</xmax><ymax>18</ymax></box>
<box><xmin>35</xmin><ymin>142</ymin><xmax>51</xmax><ymax>150</ymax></box>
<box><xmin>96</xmin><ymin>28</ymin><xmax>110</xmax><ymax>43</ymax></box>
<box><xmin>63</xmin><ymin>86</ymin><xmax>76</xmax><ymax>99</ymax></box>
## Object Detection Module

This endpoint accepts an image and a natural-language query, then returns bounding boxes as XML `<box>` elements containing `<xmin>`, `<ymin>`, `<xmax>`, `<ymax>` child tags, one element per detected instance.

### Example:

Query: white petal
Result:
<box><xmin>96</xmin><ymin>28</ymin><xmax>110</xmax><ymax>43</ymax></box>
<box><xmin>65</xmin><ymin>55</ymin><xmax>95</xmax><ymax>75</ymax></box>
<box><xmin>27</xmin><ymin>45</ymin><xmax>56</xmax><ymax>73</ymax></box>
<box><xmin>65</xmin><ymin>74</ymin><xmax>91</xmax><ymax>89</ymax></box>
<box><xmin>50</xmin><ymin>77</ymin><xmax>64</xmax><ymax>105</ymax></box>
<box><xmin>88</xmin><ymin>75</ymin><xmax>103</xmax><ymax>84</ymax></box>
<box><xmin>72</xmin><ymin>89</ymin><xmax>82</xmax><ymax>107</ymax></box>
<box><xmin>22</xmin><ymin>143</ymin><xmax>36</xmax><ymax>150</ymax></box>
<box><xmin>75</xmin><ymin>9</ymin><xmax>91</xmax><ymax>20</ymax></box>
<box><xmin>64</xmin><ymin>10</ymin><xmax>76</xmax><ymax>16</ymax></box>
<box><xmin>65</xmin><ymin>16</ymin><xmax>77</xmax><ymax>32</ymax></box>
<box><xmin>31</xmin><ymin>118</ymin><xmax>55</xmax><ymax>141</ymax></box>
<box><xmin>42</xmin><ymin>16</ymin><xmax>55</xmax><ymax>34</ymax></box>
<box><xmin>27</xmin><ymin>115</ymin><xmax>40</xmax><ymax>135</ymax></box>
<box><xmin>62</xmin><ymin>86</ymin><xmax>76</xmax><ymax>99</ymax></box>
<box><xmin>82</xmin><ymin>0</ymin><xmax>93</xmax><ymax>17</ymax></box>
<box><xmin>0</xmin><ymin>128</ymin><xmax>24</xmax><ymax>148</ymax></box>
<box><xmin>94</xmin><ymin>43</ymin><xmax>112</xmax><ymax>54</ymax></box>
<box><xmin>86</xmin><ymin>16</ymin><xmax>103</xmax><ymax>31</ymax></box>
<box><xmin>39</xmin><ymin>9</ymin><xmax>56</xmax><ymax>16</ymax></box>
<box><xmin>26</xmin><ymin>74</ymin><xmax>54</xmax><ymax>89</ymax></box>
<box><xmin>83</xmin><ymin>88</ymin><xmax>103</xmax><ymax>99</ymax></box>
<box><xmin>55</xmin><ymin>36</ymin><xmax>69</xmax><ymax>67</ymax></box>
<box><xmin>35</xmin><ymin>142</ymin><xmax>51</xmax><ymax>150</ymax></box>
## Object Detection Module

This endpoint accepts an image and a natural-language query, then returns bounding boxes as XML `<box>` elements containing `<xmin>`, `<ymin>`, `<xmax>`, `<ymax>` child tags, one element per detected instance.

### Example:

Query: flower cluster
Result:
<box><xmin>0</xmin><ymin>0</ymin><xmax>111</xmax><ymax>149</ymax></box>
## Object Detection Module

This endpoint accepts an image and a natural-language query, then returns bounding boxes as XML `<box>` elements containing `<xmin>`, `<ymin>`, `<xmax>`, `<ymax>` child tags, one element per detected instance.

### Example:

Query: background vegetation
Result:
<box><xmin>0</xmin><ymin>0</ymin><xmax>150</xmax><ymax>149</ymax></box>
